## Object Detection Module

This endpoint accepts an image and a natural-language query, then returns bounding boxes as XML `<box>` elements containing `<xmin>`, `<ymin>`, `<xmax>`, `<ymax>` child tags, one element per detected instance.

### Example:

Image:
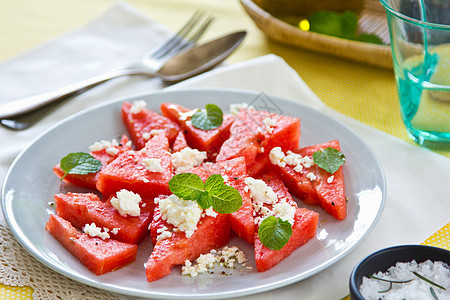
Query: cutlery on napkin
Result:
<box><xmin>0</xmin><ymin>2</ymin><xmax>449</xmax><ymax>300</ymax></box>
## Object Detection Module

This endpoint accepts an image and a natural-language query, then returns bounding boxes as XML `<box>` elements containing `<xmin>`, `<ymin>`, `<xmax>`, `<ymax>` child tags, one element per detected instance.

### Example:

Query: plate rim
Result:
<box><xmin>1</xmin><ymin>87</ymin><xmax>386</xmax><ymax>299</ymax></box>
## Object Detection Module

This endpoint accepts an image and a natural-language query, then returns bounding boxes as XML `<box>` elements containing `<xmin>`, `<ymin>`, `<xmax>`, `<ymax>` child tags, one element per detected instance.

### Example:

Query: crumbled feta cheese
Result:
<box><xmin>327</xmin><ymin>175</ymin><xmax>335</xmax><ymax>183</ymax></box>
<box><xmin>263</xmin><ymin>117</ymin><xmax>276</xmax><ymax>134</ymax></box>
<box><xmin>272</xmin><ymin>199</ymin><xmax>296</xmax><ymax>226</ymax></box>
<box><xmin>143</xmin><ymin>129</ymin><xmax>164</xmax><ymax>140</ymax></box>
<box><xmin>88</xmin><ymin>139</ymin><xmax>119</xmax><ymax>152</ymax></box>
<box><xmin>244</xmin><ymin>177</ymin><xmax>278</xmax><ymax>205</ymax></box>
<box><xmin>306</xmin><ymin>172</ymin><xmax>317</xmax><ymax>181</ymax></box>
<box><xmin>229</xmin><ymin>102</ymin><xmax>254</xmax><ymax>115</ymax></box>
<box><xmin>202</xmin><ymin>207</ymin><xmax>218</xmax><ymax>218</ymax></box>
<box><xmin>158</xmin><ymin>194</ymin><xmax>202</xmax><ymax>238</ymax></box>
<box><xmin>179</xmin><ymin>109</ymin><xmax>198</xmax><ymax>121</ymax></box>
<box><xmin>125</xmin><ymin>140</ymin><xmax>132</xmax><ymax>148</ymax></box>
<box><xmin>106</xmin><ymin>147</ymin><xmax>119</xmax><ymax>156</ymax></box>
<box><xmin>172</xmin><ymin>147</ymin><xmax>207</xmax><ymax>172</ymax></box>
<box><xmin>156</xmin><ymin>229</ymin><xmax>172</xmax><ymax>242</ymax></box>
<box><xmin>111</xmin><ymin>228</ymin><xmax>120</xmax><ymax>235</ymax></box>
<box><xmin>222</xmin><ymin>175</ymin><xmax>229</xmax><ymax>183</ymax></box>
<box><xmin>83</xmin><ymin>223</ymin><xmax>110</xmax><ymax>240</ymax></box>
<box><xmin>142</xmin><ymin>158</ymin><xmax>164</xmax><ymax>173</ymax></box>
<box><xmin>142</xmin><ymin>132</ymin><xmax>151</xmax><ymax>140</ymax></box>
<box><xmin>142</xmin><ymin>178</ymin><xmax>149</xmax><ymax>183</ymax></box>
<box><xmin>269</xmin><ymin>148</ymin><xmax>314</xmax><ymax>172</ymax></box>
<box><xmin>269</xmin><ymin>147</ymin><xmax>286</xmax><ymax>167</ymax></box>
<box><xmin>246</xmin><ymin>177</ymin><xmax>297</xmax><ymax>226</ymax></box>
<box><xmin>110</xmin><ymin>189</ymin><xmax>142</xmax><ymax>216</ymax></box>
<box><xmin>181</xmin><ymin>246</ymin><xmax>249</xmax><ymax>277</ymax></box>
<box><xmin>130</xmin><ymin>100</ymin><xmax>146</xmax><ymax>114</ymax></box>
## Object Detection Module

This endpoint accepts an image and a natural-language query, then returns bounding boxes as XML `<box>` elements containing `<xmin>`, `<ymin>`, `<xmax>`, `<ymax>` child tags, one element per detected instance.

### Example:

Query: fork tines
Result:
<box><xmin>151</xmin><ymin>11</ymin><xmax>214</xmax><ymax>60</ymax></box>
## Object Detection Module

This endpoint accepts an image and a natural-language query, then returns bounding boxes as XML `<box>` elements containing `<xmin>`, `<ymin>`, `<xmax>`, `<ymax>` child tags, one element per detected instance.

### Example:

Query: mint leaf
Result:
<box><xmin>210</xmin><ymin>185</ymin><xmax>243</xmax><ymax>214</ymax></box>
<box><xmin>168</xmin><ymin>173</ymin><xmax>205</xmax><ymax>201</ymax></box>
<box><xmin>204</xmin><ymin>174</ymin><xmax>224</xmax><ymax>194</ymax></box>
<box><xmin>312</xmin><ymin>147</ymin><xmax>346</xmax><ymax>174</ymax></box>
<box><xmin>60</xmin><ymin>152</ymin><xmax>102</xmax><ymax>180</ymax></box>
<box><xmin>258</xmin><ymin>216</ymin><xmax>292</xmax><ymax>250</ymax></box>
<box><xmin>191</xmin><ymin>104</ymin><xmax>223</xmax><ymax>130</ymax></box>
<box><xmin>197</xmin><ymin>192</ymin><xmax>212</xmax><ymax>209</ymax></box>
<box><xmin>168</xmin><ymin>172</ymin><xmax>242</xmax><ymax>214</ymax></box>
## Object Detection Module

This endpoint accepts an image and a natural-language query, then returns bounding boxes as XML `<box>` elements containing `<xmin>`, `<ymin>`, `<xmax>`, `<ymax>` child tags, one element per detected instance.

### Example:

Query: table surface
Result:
<box><xmin>0</xmin><ymin>0</ymin><xmax>448</xmax><ymax>299</ymax></box>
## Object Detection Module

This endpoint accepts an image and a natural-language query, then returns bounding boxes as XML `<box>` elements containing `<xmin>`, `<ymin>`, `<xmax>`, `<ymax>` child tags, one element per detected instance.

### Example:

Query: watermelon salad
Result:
<box><xmin>46</xmin><ymin>100</ymin><xmax>347</xmax><ymax>281</ymax></box>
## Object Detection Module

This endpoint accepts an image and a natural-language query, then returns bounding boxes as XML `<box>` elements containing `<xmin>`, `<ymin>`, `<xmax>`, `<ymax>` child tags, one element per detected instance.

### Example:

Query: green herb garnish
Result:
<box><xmin>312</xmin><ymin>147</ymin><xmax>346</xmax><ymax>174</ymax></box>
<box><xmin>191</xmin><ymin>104</ymin><xmax>223</xmax><ymax>130</ymax></box>
<box><xmin>378</xmin><ymin>282</ymin><xmax>393</xmax><ymax>293</ymax></box>
<box><xmin>412</xmin><ymin>271</ymin><xmax>447</xmax><ymax>290</ymax></box>
<box><xmin>368</xmin><ymin>275</ymin><xmax>415</xmax><ymax>284</ymax></box>
<box><xmin>309</xmin><ymin>10</ymin><xmax>357</xmax><ymax>40</ymax></box>
<box><xmin>258</xmin><ymin>216</ymin><xmax>292</xmax><ymax>250</ymax></box>
<box><xmin>60</xmin><ymin>152</ymin><xmax>102</xmax><ymax>180</ymax></box>
<box><xmin>168</xmin><ymin>173</ymin><xmax>242</xmax><ymax>214</ymax></box>
<box><xmin>308</xmin><ymin>10</ymin><xmax>384</xmax><ymax>45</ymax></box>
<box><xmin>430</xmin><ymin>286</ymin><xmax>439</xmax><ymax>300</ymax></box>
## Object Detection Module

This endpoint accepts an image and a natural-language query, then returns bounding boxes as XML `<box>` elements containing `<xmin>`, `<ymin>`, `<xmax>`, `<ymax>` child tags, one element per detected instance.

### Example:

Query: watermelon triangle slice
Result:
<box><xmin>145</xmin><ymin>201</ymin><xmax>230</xmax><ymax>282</ymax></box>
<box><xmin>270</xmin><ymin>140</ymin><xmax>347</xmax><ymax>220</ymax></box>
<box><xmin>54</xmin><ymin>192</ymin><xmax>155</xmax><ymax>244</ymax></box>
<box><xmin>45</xmin><ymin>214</ymin><xmax>137</xmax><ymax>275</ymax></box>
<box><xmin>216</xmin><ymin>108</ymin><xmax>300</xmax><ymax>173</ymax></box>
<box><xmin>96</xmin><ymin>132</ymin><xmax>173</xmax><ymax>198</ymax></box>
<box><xmin>122</xmin><ymin>101</ymin><xmax>181</xmax><ymax>150</ymax></box>
<box><xmin>53</xmin><ymin>135</ymin><xmax>132</xmax><ymax>190</ymax></box>
<box><xmin>252</xmin><ymin>173</ymin><xmax>319</xmax><ymax>272</ymax></box>
<box><xmin>160</xmin><ymin>102</ymin><xmax>235</xmax><ymax>160</ymax></box>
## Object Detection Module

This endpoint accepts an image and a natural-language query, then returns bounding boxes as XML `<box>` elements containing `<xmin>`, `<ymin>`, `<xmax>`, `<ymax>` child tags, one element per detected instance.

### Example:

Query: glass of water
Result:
<box><xmin>380</xmin><ymin>0</ymin><xmax>450</xmax><ymax>148</ymax></box>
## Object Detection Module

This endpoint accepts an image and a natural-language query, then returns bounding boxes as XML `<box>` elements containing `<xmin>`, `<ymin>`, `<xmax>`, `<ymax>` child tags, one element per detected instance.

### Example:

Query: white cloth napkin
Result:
<box><xmin>0</xmin><ymin>2</ymin><xmax>449</xmax><ymax>300</ymax></box>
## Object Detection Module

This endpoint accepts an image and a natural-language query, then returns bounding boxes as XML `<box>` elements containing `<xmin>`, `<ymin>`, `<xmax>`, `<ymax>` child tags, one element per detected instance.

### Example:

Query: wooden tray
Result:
<box><xmin>240</xmin><ymin>0</ymin><xmax>393</xmax><ymax>69</ymax></box>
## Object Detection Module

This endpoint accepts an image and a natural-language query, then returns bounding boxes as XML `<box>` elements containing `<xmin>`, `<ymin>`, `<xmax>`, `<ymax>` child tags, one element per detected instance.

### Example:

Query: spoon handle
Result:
<box><xmin>0</xmin><ymin>68</ymin><xmax>142</xmax><ymax>120</ymax></box>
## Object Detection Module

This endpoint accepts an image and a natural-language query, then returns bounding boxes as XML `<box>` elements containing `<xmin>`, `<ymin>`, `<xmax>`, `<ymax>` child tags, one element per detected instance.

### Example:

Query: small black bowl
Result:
<box><xmin>349</xmin><ymin>245</ymin><xmax>450</xmax><ymax>300</ymax></box>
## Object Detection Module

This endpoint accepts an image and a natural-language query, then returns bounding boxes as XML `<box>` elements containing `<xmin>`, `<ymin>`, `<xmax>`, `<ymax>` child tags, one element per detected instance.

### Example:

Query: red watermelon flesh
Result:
<box><xmin>188</xmin><ymin>157</ymin><xmax>255</xmax><ymax>244</ymax></box>
<box><xmin>172</xmin><ymin>131</ymin><xmax>189</xmax><ymax>153</ymax></box>
<box><xmin>272</xmin><ymin>140</ymin><xmax>347</xmax><ymax>220</ymax></box>
<box><xmin>146</xmin><ymin>204</ymin><xmax>230</xmax><ymax>282</ymax></box>
<box><xmin>253</xmin><ymin>172</ymin><xmax>319</xmax><ymax>272</ymax></box>
<box><xmin>53</xmin><ymin>135</ymin><xmax>132</xmax><ymax>190</ymax></box>
<box><xmin>160</xmin><ymin>102</ymin><xmax>235</xmax><ymax>160</ymax></box>
<box><xmin>45</xmin><ymin>214</ymin><xmax>137</xmax><ymax>275</ymax></box>
<box><xmin>122</xmin><ymin>101</ymin><xmax>180</xmax><ymax>150</ymax></box>
<box><xmin>54</xmin><ymin>192</ymin><xmax>155</xmax><ymax>244</ymax></box>
<box><xmin>96</xmin><ymin>132</ymin><xmax>173</xmax><ymax>198</ymax></box>
<box><xmin>216</xmin><ymin>108</ymin><xmax>300</xmax><ymax>169</ymax></box>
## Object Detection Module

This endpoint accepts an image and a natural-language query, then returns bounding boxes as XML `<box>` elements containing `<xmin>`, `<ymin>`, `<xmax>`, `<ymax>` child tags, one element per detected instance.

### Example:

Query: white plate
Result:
<box><xmin>2</xmin><ymin>88</ymin><xmax>386</xmax><ymax>299</ymax></box>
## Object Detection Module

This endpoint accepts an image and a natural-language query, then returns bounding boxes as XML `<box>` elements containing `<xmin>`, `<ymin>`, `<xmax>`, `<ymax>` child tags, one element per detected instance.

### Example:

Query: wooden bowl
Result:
<box><xmin>240</xmin><ymin>0</ymin><xmax>394</xmax><ymax>69</ymax></box>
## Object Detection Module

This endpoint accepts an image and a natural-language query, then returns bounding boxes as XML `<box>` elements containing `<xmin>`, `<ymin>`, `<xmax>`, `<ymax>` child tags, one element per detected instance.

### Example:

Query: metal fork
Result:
<box><xmin>0</xmin><ymin>11</ymin><xmax>214</xmax><ymax>130</ymax></box>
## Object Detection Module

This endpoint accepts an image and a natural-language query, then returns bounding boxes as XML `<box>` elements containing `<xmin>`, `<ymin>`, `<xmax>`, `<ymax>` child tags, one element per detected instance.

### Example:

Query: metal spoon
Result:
<box><xmin>0</xmin><ymin>31</ymin><xmax>246</xmax><ymax>130</ymax></box>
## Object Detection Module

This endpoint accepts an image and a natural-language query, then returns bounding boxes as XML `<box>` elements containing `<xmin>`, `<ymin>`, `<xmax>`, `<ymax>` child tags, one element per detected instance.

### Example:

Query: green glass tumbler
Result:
<box><xmin>380</xmin><ymin>0</ymin><xmax>450</xmax><ymax>148</ymax></box>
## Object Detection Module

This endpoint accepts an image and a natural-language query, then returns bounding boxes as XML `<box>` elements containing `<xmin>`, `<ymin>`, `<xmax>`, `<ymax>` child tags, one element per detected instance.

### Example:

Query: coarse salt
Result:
<box><xmin>360</xmin><ymin>260</ymin><xmax>450</xmax><ymax>300</ymax></box>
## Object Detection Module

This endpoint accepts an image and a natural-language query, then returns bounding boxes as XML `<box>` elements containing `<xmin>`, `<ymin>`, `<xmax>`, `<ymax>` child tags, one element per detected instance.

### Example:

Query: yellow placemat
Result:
<box><xmin>0</xmin><ymin>0</ymin><xmax>448</xmax><ymax>299</ymax></box>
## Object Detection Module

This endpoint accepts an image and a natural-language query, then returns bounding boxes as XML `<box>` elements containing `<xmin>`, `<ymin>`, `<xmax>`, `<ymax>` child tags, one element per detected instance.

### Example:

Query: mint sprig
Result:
<box><xmin>312</xmin><ymin>147</ymin><xmax>346</xmax><ymax>174</ymax></box>
<box><xmin>258</xmin><ymin>216</ymin><xmax>292</xmax><ymax>250</ymax></box>
<box><xmin>191</xmin><ymin>104</ymin><xmax>223</xmax><ymax>130</ymax></box>
<box><xmin>169</xmin><ymin>173</ymin><xmax>242</xmax><ymax>214</ymax></box>
<box><xmin>60</xmin><ymin>152</ymin><xmax>102</xmax><ymax>180</ymax></box>
<box><xmin>168</xmin><ymin>173</ymin><xmax>204</xmax><ymax>200</ymax></box>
